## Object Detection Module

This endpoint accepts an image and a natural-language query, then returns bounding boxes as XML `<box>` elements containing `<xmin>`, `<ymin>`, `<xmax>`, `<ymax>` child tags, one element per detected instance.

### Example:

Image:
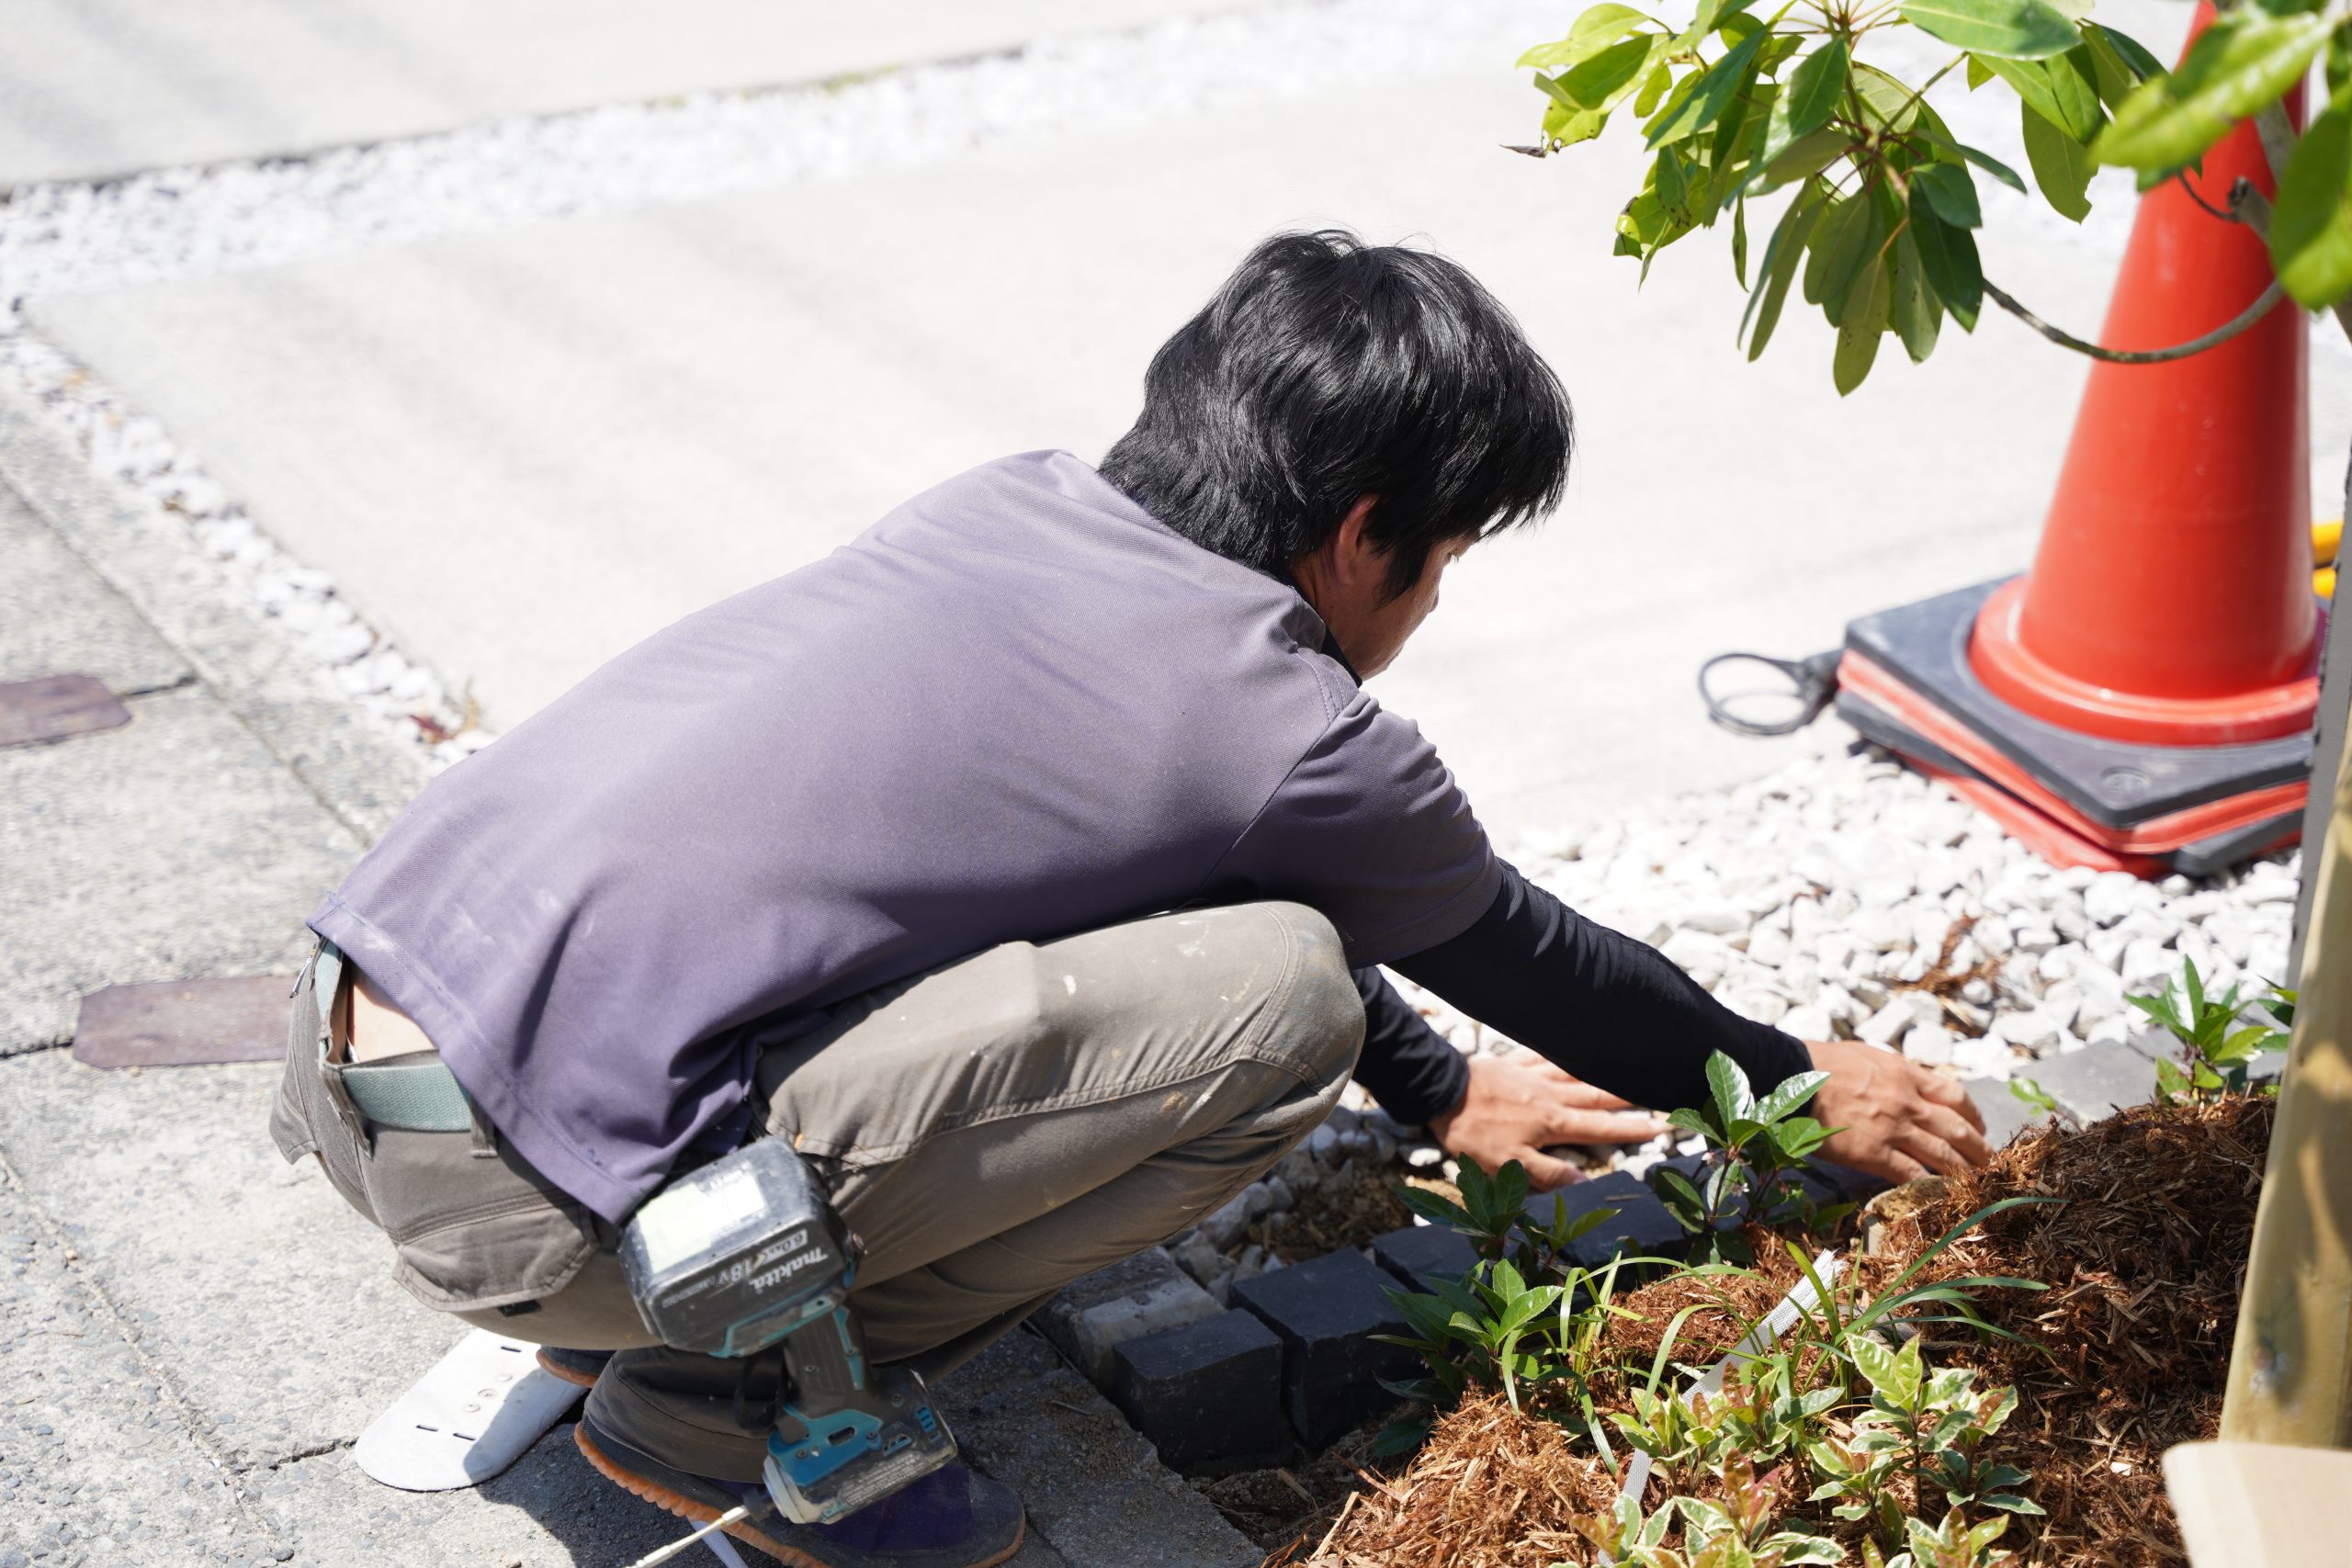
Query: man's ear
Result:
<box><xmin>1332</xmin><ymin>496</ymin><xmax>1382</xmax><ymax>586</ymax></box>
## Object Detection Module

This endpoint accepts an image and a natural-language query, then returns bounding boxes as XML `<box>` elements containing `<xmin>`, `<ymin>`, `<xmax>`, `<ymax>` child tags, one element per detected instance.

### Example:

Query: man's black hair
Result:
<box><xmin>1099</xmin><ymin>229</ymin><xmax>1573</xmax><ymax>602</ymax></box>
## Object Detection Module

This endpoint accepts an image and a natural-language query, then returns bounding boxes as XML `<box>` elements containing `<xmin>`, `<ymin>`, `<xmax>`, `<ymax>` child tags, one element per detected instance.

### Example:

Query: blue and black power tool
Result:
<box><xmin>616</xmin><ymin>1139</ymin><xmax>956</xmax><ymax>1525</ymax></box>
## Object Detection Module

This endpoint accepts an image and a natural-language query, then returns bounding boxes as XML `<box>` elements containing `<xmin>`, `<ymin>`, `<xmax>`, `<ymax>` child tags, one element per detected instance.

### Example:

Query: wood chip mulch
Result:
<box><xmin>1291</xmin><ymin>1095</ymin><xmax>2273</xmax><ymax>1568</ymax></box>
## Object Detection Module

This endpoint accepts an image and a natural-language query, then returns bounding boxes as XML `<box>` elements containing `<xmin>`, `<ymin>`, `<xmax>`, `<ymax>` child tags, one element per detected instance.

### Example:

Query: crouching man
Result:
<box><xmin>270</xmin><ymin>230</ymin><xmax>1987</xmax><ymax>1567</ymax></box>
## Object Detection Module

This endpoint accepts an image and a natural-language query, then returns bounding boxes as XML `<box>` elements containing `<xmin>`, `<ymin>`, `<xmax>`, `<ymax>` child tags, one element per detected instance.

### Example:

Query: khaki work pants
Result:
<box><xmin>272</xmin><ymin>901</ymin><xmax>1362</xmax><ymax>1444</ymax></box>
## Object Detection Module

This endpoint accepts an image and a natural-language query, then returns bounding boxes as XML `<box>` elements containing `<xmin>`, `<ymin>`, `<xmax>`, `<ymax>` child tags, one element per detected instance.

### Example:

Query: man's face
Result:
<box><xmin>1347</xmin><ymin>536</ymin><xmax>1472</xmax><ymax>678</ymax></box>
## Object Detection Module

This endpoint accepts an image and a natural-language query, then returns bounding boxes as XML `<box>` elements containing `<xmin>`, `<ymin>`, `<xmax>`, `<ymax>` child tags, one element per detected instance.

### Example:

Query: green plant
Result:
<box><xmin>2004</xmin><ymin>1076</ymin><xmax>2060</xmax><ymax>1119</ymax></box>
<box><xmin>1518</xmin><ymin>0</ymin><xmax>2352</xmax><ymax>392</ymax></box>
<box><xmin>1820</xmin><ymin>1334</ymin><xmax>2040</xmax><ymax>1549</ymax></box>
<box><xmin>1864</xmin><ymin>1509</ymin><xmax>2017</xmax><ymax>1568</ymax></box>
<box><xmin>2129</xmin><ymin>956</ymin><xmax>2293</xmax><ymax>1102</ymax></box>
<box><xmin>1649</xmin><ymin>1051</ymin><xmax>1841</xmax><ymax>1262</ymax></box>
<box><xmin>1661</xmin><ymin>1454</ymin><xmax>1848</xmax><ymax>1565</ymax></box>
<box><xmin>1398</xmin><ymin>1152</ymin><xmax>1624</xmax><ymax>1279</ymax></box>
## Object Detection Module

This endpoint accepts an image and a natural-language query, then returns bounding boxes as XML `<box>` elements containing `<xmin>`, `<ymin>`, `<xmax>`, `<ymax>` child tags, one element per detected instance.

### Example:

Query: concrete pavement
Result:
<box><xmin>32</xmin><ymin>2</ymin><xmax>2345</xmax><ymax>835</ymax></box>
<box><xmin>0</xmin><ymin>1</ymin><xmax>1260</xmax><ymax>186</ymax></box>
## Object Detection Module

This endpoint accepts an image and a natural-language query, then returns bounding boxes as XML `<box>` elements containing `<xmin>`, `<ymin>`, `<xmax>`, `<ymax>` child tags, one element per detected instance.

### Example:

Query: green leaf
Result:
<box><xmin>1891</xmin><ymin>228</ymin><xmax>1941</xmax><ymax>363</ymax></box>
<box><xmin>2271</xmin><ymin>89</ymin><xmax>2352</xmax><ymax>309</ymax></box>
<box><xmin>1647</xmin><ymin>27</ymin><xmax>1770</xmax><ymax>148</ymax></box>
<box><xmin>1984</xmin><ymin>1493</ymin><xmax>2048</xmax><ymax>1515</ymax></box>
<box><xmin>1784</xmin><ymin>39</ymin><xmax>1850</xmax><ymax>143</ymax></box>
<box><xmin>1755</xmin><ymin>1068</ymin><xmax>1830</xmax><ymax>1123</ymax></box>
<box><xmin>1634</xmin><ymin>60</ymin><xmax>1675</xmax><ymax>117</ymax></box>
<box><xmin>2081</xmin><ymin>24</ymin><xmax>2138</xmax><ymax>110</ymax></box>
<box><xmin>1834</xmin><ymin>252</ymin><xmax>1890</xmax><ymax>395</ymax></box>
<box><xmin>1909</xmin><ymin>201</ymin><xmax>1984</xmax><ymax>331</ymax></box>
<box><xmin>1804</xmin><ymin>187</ymin><xmax>1884</xmax><ymax>319</ymax></box>
<box><xmin>1900</xmin><ymin>0</ymin><xmax>2078</xmax><ymax>62</ymax></box>
<box><xmin>1707</xmin><ymin>1050</ymin><xmax>1758</xmax><ymax>1124</ymax></box>
<box><xmin>1913</xmin><ymin>162</ymin><xmax>1983</xmax><ymax>227</ymax></box>
<box><xmin>1978</xmin><ymin>53</ymin><xmax>2098</xmax><ymax>141</ymax></box>
<box><xmin>1732</xmin><ymin>194</ymin><xmax>1750</xmax><ymax>285</ymax></box>
<box><xmin>1849</xmin><ymin>1334</ymin><xmax>1918</xmax><ymax>1405</ymax></box>
<box><xmin>1656</xmin><ymin>147</ymin><xmax>1692</xmax><ymax>217</ymax></box>
<box><xmin>1948</xmin><ymin>139</ymin><xmax>2028</xmax><ymax>193</ymax></box>
<box><xmin>2098</xmin><ymin>24</ymin><xmax>2165</xmax><ymax>85</ymax></box>
<box><xmin>1744</xmin><ymin>186</ymin><xmax>1826</xmax><ymax>358</ymax></box>
<box><xmin>1757</xmin><ymin>128</ymin><xmax>1849</xmax><ymax>192</ymax></box>
<box><xmin>2022</xmin><ymin>103</ymin><xmax>2094</xmax><ymax>220</ymax></box>
<box><xmin>1556</xmin><ymin>33</ymin><xmax>1666</xmax><ymax>111</ymax></box>
<box><xmin>1852</xmin><ymin>62</ymin><xmax>1930</xmax><ymax>135</ymax></box>
<box><xmin>1518</xmin><ymin>5</ymin><xmax>1654</xmax><ymax>68</ymax></box>
<box><xmin>1967</xmin><ymin>53</ymin><xmax>1996</xmax><ymax>89</ymax></box>
<box><xmin>2096</xmin><ymin>13</ymin><xmax>2331</xmax><ymax>171</ymax></box>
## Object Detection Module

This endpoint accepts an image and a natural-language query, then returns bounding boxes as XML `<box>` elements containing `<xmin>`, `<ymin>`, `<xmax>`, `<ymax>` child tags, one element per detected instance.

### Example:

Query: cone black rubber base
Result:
<box><xmin>1836</xmin><ymin>690</ymin><xmax>2300</xmax><ymax>877</ymax></box>
<box><xmin>1842</xmin><ymin>577</ymin><xmax>2311</xmax><ymax>833</ymax></box>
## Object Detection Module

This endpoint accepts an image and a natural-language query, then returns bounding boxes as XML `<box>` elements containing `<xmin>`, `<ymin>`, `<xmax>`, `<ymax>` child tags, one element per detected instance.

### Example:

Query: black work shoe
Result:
<box><xmin>574</xmin><ymin>1416</ymin><xmax>1026</xmax><ymax>1568</ymax></box>
<box><xmin>535</xmin><ymin>1347</ymin><xmax>613</xmax><ymax>1388</ymax></box>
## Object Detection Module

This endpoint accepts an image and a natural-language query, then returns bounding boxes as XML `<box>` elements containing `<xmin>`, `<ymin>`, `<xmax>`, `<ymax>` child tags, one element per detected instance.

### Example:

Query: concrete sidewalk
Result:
<box><xmin>32</xmin><ymin>2</ymin><xmax>2344</xmax><ymax>837</ymax></box>
<box><xmin>0</xmin><ymin>0</ymin><xmax>1260</xmax><ymax>186</ymax></box>
<box><xmin>0</xmin><ymin>415</ymin><xmax>1252</xmax><ymax>1566</ymax></box>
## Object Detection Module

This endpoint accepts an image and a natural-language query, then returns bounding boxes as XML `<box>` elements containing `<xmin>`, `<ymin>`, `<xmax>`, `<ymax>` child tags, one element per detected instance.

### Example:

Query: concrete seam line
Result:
<box><xmin>0</xmin><ymin>378</ymin><xmax>427</xmax><ymax>844</ymax></box>
<box><xmin>0</xmin><ymin>1139</ymin><xmax>293</xmax><ymax>1551</ymax></box>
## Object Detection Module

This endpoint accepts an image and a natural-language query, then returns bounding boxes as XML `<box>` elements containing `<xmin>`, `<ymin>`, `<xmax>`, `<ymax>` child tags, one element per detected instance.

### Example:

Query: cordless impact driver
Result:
<box><xmin>617</xmin><ymin>1138</ymin><xmax>956</xmax><ymax>1524</ymax></box>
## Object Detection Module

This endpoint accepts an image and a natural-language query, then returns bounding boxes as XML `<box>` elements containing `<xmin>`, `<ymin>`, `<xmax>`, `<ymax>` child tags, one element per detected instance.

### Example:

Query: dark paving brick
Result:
<box><xmin>1036</xmin><ymin>1247</ymin><xmax>1219</xmax><ymax>1386</ymax></box>
<box><xmin>2030</xmin><ymin>1040</ymin><xmax>2158</xmax><ymax>1122</ymax></box>
<box><xmin>1105</xmin><ymin>1309</ymin><xmax>1285</xmax><ymax>1471</ymax></box>
<box><xmin>1965</xmin><ymin>1077</ymin><xmax>2055</xmax><ymax>1149</ymax></box>
<box><xmin>1369</xmin><ymin>1224</ymin><xmax>1477</xmax><ymax>1297</ymax></box>
<box><xmin>1230</xmin><ymin>1251</ymin><xmax>1417</xmax><ymax>1449</ymax></box>
<box><xmin>1522</xmin><ymin>1169</ymin><xmax>1690</xmax><ymax>1270</ymax></box>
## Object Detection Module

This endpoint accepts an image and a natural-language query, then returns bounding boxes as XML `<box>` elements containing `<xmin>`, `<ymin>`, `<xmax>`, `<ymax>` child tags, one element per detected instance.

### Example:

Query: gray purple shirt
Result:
<box><xmin>315</xmin><ymin>452</ymin><xmax>1501</xmax><ymax>1221</ymax></box>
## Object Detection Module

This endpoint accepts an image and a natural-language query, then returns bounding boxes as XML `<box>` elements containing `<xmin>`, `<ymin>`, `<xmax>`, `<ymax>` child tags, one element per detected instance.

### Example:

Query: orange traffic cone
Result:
<box><xmin>1833</xmin><ymin>3</ymin><xmax>2320</xmax><ymax>877</ymax></box>
<box><xmin>1970</xmin><ymin>2</ymin><xmax>2315</xmax><ymax>746</ymax></box>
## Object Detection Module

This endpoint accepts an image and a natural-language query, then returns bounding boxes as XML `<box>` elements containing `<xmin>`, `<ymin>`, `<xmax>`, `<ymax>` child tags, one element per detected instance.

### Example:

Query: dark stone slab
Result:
<box><xmin>1105</xmin><ymin>1309</ymin><xmax>1285</xmax><ymax>1472</ymax></box>
<box><xmin>0</xmin><ymin>672</ymin><xmax>130</xmax><ymax>749</ymax></box>
<box><xmin>1036</xmin><ymin>1247</ymin><xmax>1219</xmax><ymax>1386</ymax></box>
<box><xmin>1522</xmin><ymin>1169</ymin><xmax>1690</xmax><ymax>1270</ymax></box>
<box><xmin>1964</xmin><ymin>1076</ymin><xmax>2055</xmax><ymax>1149</ymax></box>
<box><xmin>73</xmin><ymin>974</ymin><xmax>292</xmax><ymax>1067</ymax></box>
<box><xmin>1369</xmin><ymin>1224</ymin><xmax>1477</xmax><ymax>1296</ymax></box>
<box><xmin>1230</xmin><ymin>1251</ymin><xmax>1417</xmax><ymax>1449</ymax></box>
<box><xmin>2029</xmin><ymin>1040</ymin><xmax>2159</xmax><ymax>1122</ymax></box>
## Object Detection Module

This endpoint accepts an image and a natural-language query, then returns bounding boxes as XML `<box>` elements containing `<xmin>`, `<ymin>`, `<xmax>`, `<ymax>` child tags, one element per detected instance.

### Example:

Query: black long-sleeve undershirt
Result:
<box><xmin>1351</xmin><ymin>861</ymin><xmax>1815</xmax><ymax>1126</ymax></box>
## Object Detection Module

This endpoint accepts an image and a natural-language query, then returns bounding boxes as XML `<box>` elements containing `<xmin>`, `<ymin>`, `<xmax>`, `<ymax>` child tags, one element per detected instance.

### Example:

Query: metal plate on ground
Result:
<box><xmin>73</xmin><ymin>975</ymin><xmax>292</xmax><ymax>1067</ymax></box>
<box><xmin>0</xmin><ymin>672</ymin><xmax>130</xmax><ymax>749</ymax></box>
<box><xmin>355</xmin><ymin>1331</ymin><xmax>582</xmax><ymax>1492</ymax></box>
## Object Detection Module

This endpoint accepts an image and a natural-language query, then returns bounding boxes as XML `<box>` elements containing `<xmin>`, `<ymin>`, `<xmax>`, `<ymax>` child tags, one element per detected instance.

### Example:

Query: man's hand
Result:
<box><xmin>1806</xmin><ymin>1036</ymin><xmax>1992</xmax><ymax>1183</ymax></box>
<box><xmin>1430</xmin><ymin>1051</ymin><xmax>1670</xmax><ymax>1191</ymax></box>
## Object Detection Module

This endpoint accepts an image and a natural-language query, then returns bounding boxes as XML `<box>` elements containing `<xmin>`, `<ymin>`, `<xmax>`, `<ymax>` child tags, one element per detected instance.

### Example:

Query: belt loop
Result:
<box><xmin>467</xmin><ymin>1094</ymin><xmax>500</xmax><ymax>1160</ymax></box>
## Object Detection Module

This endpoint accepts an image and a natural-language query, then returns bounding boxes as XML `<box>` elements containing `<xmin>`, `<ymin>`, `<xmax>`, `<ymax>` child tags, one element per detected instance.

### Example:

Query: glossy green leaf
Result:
<box><xmin>1757</xmin><ymin>128</ymin><xmax>1849</xmax><ymax>191</ymax></box>
<box><xmin>2021</xmin><ymin>102</ymin><xmax>2094</xmax><ymax>220</ymax></box>
<box><xmin>1732</xmin><ymin>193</ymin><xmax>1750</xmax><ymax>284</ymax></box>
<box><xmin>1784</xmin><ymin>39</ymin><xmax>1850</xmax><ymax>141</ymax></box>
<box><xmin>1977</xmin><ymin>53</ymin><xmax>2097</xmax><ymax>141</ymax></box>
<box><xmin>1707</xmin><ymin>1050</ymin><xmax>1758</xmax><ymax>1124</ymax></box>
<box><xmin>2081</xmin><ymin>24</ymin><xmax>2137</xmax><ymax>110</ymax></box>
<box><xmin>2098</xmin><ymin>23</ymin><xmax>2165</xmax><ymax>84</ymax></box>
<box><xmin>1555</xmin><ymin>33</ymin><xmax>1664</xmax><ymax>111</ymax></box>
<box><xmin>2096</xmin><ymin>13</ymin><xmax>2330</xmax><ymax>171</ymax></box>
<box><xmin>1966</xmin><ymin>53</ymin><xmax>1996</xmax><ymax>89</ymax></box>
<box><xmin>1900</xmin><ymin>0</ymin><xmax>2077</xmax><ymax>61</ymax></box>
<box><xmin>1517</xmin><ymin>5</ymin><xmax>1653</xmax><ymax>68</ymax></box>
<box><xmin>1634</xmin><ymin>60</ymin><xmax>1674</xmax><ymax>117</ymax></box>
<box><xmin>1744</xmin><ymin>186</ymin><xmax>1826</xmax><ymax>359</ymax></box>
<box><xmin>2270</xmin><ymin>88</ymin><xmax>2352</xmax><ymax>308</ymax></box>
<box><xmin>1914</xmin><ymin>162</ymin><xmax>1983</xmax><ymax>227</ymax></box>
<box><xmin>1853</xmin><ymin>62</ymin><xmax>1930</xmax><ymax>134</ymax></box>
<box><xmin>1804</xmin><ymin>186</ymin><xmax>1884</xmax><ymax>321</ymax></box>
<box><xmin>1949</xmin><ymin>138</ymin><xmax>2028</xmax><ymax>192</ymax></box>
<box><xmin>1754</xmin><ymin>1067</ymin><xmax>1829</xmax><ymax>1124</ymax></box>
<box><xmin>1647</xmin><ymin>27</ymin><xmax>1770</xmax><ymax>147</ymax></box>
<box><xmin>1908</xmin><ymin>194</ymin><xmax>1984</xmax><ymax>330</ymax></box>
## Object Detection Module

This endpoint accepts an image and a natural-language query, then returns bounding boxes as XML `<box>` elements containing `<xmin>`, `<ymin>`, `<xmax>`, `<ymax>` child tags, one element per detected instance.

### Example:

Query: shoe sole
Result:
<box><xmin>572</xmin><ymin>1423</ymin><xmax>1027</xmax><ymax>1568</ymax></box>
<box><xmin>535</xmin><ymin>1349</ymin><xmax>605</xmax><ymax>1388</ymax></box>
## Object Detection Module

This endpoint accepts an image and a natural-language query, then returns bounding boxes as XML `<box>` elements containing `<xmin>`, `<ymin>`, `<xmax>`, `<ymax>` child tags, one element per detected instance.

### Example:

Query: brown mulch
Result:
<box><xmin>1196</xmin><ymin>1412</ymin><xmax>1408</xmax><ymax>1554</ymax></box>
<box><xmin>1299</xmin><ymin>1096</ymin><xmax>2272</xmax><ymax>1568</ymax></box>
<box><xmin>1248</xmin><ymin>1159</ymin><xmax>1417</xmax><ymax>1264</ymax></box>
<box><xmin>1863</xmin><ymin>1094</ymin><xmax>2272</xmax><ymax>1567</ymax></box>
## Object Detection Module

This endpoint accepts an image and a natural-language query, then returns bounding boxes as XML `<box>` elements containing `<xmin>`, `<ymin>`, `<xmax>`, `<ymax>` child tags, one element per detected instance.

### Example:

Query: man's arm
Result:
<box><xmin>1351</xmin><ymin>968</ymin><xmax>1470</xmax><ymax>1125</ymax></box>
<box><xmin>1391</xmin><ymin>862</ymin><xmax>1988</xmax><ymax>1188</ymax></box>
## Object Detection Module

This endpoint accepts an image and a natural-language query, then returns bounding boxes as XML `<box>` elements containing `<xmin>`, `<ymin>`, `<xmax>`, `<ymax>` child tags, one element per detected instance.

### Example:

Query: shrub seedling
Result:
<box><xmin>1648</xmin><ymin>1051</ymin><xmax>1841</xmax><ymax>1262</ymax></box>
<box><xmin>2127</xmin><ymin>957</ymin><xmax>2291</xmax><ymax>1104</ymax></box>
